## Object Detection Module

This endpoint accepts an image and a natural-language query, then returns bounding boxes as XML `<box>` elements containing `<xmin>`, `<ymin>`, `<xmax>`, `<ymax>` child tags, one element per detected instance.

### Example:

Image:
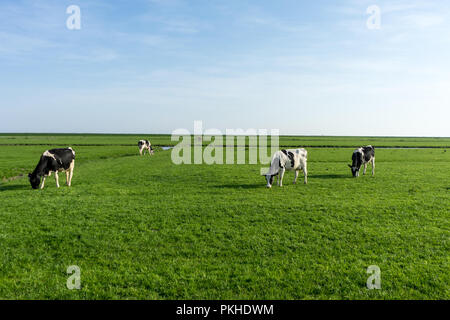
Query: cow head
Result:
<box><xmin>348</xmin><ymin>164</ymin><xmax>360</xmax><ymax>177</ymax></box>
<box><xmin>28</xmin><ymin>173</ymin><xmax>40</xmax><ymax>189</ymax></box>
<box><xmin>264</xmin><ymin>174</ymin><xmax>276</xmax><ymax>188</ymax></box>
<box><xmin>349</xmin><ymin>150</ymin><xmax>363</xmax><ymax>177</ymax></box>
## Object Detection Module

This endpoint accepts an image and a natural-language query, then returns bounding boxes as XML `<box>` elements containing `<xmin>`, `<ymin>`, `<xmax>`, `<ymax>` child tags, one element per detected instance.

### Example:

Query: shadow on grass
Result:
<box><xmin>213</xmin><ymin>183</ymin><xmax>262</xmax><ymax>189</ymax></box>
<box><xmin>307</xmin><ymin>174</ymin><xmax>349</xmax><ymax>179</ymax></box>
<box><xmin>0</xmin><ymin>184</ymin><xmax>29</xmax><ymax>191</ymax></box>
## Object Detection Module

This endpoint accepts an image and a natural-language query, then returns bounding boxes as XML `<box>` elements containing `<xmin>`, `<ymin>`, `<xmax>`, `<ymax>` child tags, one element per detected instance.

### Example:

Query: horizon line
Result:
<box><xmin>0</xmin><ymin>132</ymin><xmax>449</xmax><ymax>138</ymax></box>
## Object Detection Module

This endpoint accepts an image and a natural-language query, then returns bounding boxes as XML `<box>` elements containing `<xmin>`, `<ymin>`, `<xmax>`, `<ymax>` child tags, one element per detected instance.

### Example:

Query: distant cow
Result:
<box><xmin>348</xmin><ymin>145</ymin><xmax>375</xmax><ymax>177</ymax></box>
<box><xmin>138</xmin><ymin>140</ymin><xmax>154</xmax><ymax>156</ymax></box>
<box><xmin>28</xmin><ymin>148</ymin><xmax>76</xmax><ymax>189</ymax></box>
<box><xmin>263</xmin><ymin>148</ymin><xmax>308</xmax><ymax>188</ymax></box>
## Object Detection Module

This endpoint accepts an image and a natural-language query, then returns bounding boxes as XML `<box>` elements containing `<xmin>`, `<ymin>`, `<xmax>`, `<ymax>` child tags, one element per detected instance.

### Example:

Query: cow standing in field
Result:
<box><xmin>138</xmin><ymin>140</ymin><xmax>154</xmax><ymax>156</ymax></box>
<box><xmin>263</xmin><ymin>148</ymin><xmax>308</xmax><ymax>188</ymax></box>
<box><xmin>28</xmin><ymin>147</ymin><xmax>76</xmax><ymax>189</ymax></box>
<box><xmin>348</xmin><ymin>145</ymin><xmax>375</xmax><ymax>177</ymax></box>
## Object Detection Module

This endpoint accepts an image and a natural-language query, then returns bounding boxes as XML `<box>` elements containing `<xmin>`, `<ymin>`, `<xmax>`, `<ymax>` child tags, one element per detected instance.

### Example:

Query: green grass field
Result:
<box><xmin>1</xmin><ymin>133</ymin><xmax>450</xmax><ymax>148</ymax></box>
<box><xmin>0</xmin><ymin>135</ymin><xmax>448</xmax><ymax>299</ymax></box>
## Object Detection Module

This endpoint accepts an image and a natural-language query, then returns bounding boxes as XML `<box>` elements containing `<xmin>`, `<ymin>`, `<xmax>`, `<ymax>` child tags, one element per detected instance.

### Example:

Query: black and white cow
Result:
<box><xmin>138</xmin><ymin>140</ymin><xmax>154</xmax><ymax>156</ymax></box>
<box><xmin>262</xmin><ymin>148</ymin><xmax>308</xmax><ymax>188</ymax></box>
<box><xmin>28</xmin><ymin>147</ymin><xmax>76</xmax><ymax>189</ymax></box>
<box><xmin>348</xmin><ymin>145</ymin><xmax>375</xmax><ymax>177</ymax></box>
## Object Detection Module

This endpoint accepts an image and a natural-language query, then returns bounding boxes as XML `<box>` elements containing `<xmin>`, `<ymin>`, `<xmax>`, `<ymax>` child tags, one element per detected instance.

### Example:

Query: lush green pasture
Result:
<box><xmin>0</xmin><ymin>146</ymin><xmax>135</xmax><ymax>181</ymax></box>
<box><xmin>0</xmin><ymin>134</ymin><xmax>173</xmax><ymax>147</ymax></box>
<box><xmin>1</xmin><ymin>133</ymin><xmax>449</xmax><ymax>148</ymax></box>
<box><xmin>0</xmin><ymin>137</ymin><xmax>448</xmax><ymax>299</ymax></box>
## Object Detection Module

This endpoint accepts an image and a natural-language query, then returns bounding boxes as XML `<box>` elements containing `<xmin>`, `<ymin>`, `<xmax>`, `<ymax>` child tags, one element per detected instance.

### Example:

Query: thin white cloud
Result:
<box><xmin>401</xmin><ymin>14</ymin><xmax>445</xmax><ymax>28</ymax></box>
<box><xmin>0</xmin><ymin>31</ymin><xmax>55</xmax><ymax>54</ymax></box>
<box><xmin>62</xmin><ymin>49</ymin><xmax>119</xmax><ymax>63</ymax></box>
<box><xmin>238</xmin><ymin>13</ymin><xmax>309</xmax><ymax>33</ymax></box>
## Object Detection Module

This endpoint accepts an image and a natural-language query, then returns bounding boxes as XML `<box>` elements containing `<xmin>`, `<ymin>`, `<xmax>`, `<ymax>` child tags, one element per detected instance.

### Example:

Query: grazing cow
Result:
<box><xmin>262</xmin><ymin>148</ymin><xmax>308</xmax><ymax>188</ymax></box>
<box><xmin>348</xmin><ymin>145</ymin><xmax>375</xmax><ymax>177</ymax></box>
<box><xmin>138</xmin><ymin>140</ymin><xmax>154</xmax><ymax>156</ymax></box>
<box><xmin>28</xmin><ymin>147</ymin><xmax>76</xmax><ymax>189</ymax></box>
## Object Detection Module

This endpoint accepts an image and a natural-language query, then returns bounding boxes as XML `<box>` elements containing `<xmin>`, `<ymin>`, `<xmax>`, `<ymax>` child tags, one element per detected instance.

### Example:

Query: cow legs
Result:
<box><xmin>363</xmin><ymin>163</ymin><xmax>367</xmax><ymax>175</ymax></box>
<box><xmin>302</xmin><ymin>160</ymin><xmax>308</xmax><ymax>184</ymax></box>
<box><xmin>66</xmin><ymin>171</ymin><xmax>70</xmax><ymax>185</ymax></box>
<box><xmin>68</xmin><ymin>160</ymin><xmax>75</xmax><ymax>187</ymax></box>
<box><xmin>278</xmin><ymin>167</ymin><xmax>285</xmax><ymax>187</ymax></box>
<box><xmin>40</xmin><ymin>176</ymin><xmax>46</xmax><ymax>189</ymax></box>
<box><xmin>372</xmin><ymin>158</ymin><xmax>375</xmax><ymax>176</ymax></box>
<box><xmin>54</xmin><ymin>171</ymin><xmax>60</xmax><ymax>188</ymax></box>
<box><xmin>139</xmin><ymin>147</ymin><xmax>144</xmax><ymax>155</ymax></box>
<box><xmin>293</xmin><ymin>170</ymin><xmax>299</xmax><ymax>184</ymax></box>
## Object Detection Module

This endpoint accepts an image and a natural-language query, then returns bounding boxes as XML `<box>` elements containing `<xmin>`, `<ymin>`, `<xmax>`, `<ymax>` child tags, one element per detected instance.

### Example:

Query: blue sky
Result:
<box><xmin>0</xmin><ymin>0</ymin><xmax>449</xmax><ymax>136</ymax></box>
